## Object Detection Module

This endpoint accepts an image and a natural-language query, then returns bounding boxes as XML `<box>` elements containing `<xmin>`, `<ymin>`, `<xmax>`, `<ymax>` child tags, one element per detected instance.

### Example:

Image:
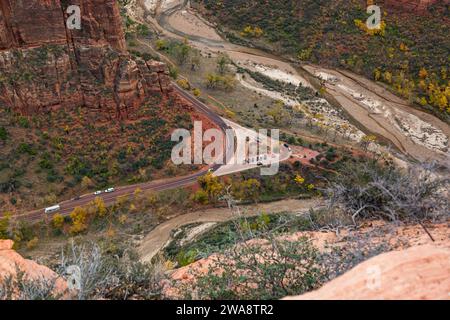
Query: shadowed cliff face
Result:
<box><xmin>0</xmin><ymin>0</ymin><xmax>172</xmax><ymax>119</ymax></box>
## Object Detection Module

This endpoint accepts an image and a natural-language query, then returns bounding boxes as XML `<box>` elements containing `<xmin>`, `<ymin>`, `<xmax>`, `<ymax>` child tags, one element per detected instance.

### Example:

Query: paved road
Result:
<box><xmin>19</xmin><ymin>167</ymin><xmax>215</xmax><ymax>223</ymax></box>
<box><xmin>16</xmin><ymin>85</ymin><xmax>225</xmax><ymax>223</ymax></box>
<box><xmin>214</xmin><ymin>118</ymin><xmax>292</xmax><ymax>177</ymax></box>
<box><xmin>16</xmin><ymin>84</ymin><xmax>292</xmax><ymax>223</ymax></box>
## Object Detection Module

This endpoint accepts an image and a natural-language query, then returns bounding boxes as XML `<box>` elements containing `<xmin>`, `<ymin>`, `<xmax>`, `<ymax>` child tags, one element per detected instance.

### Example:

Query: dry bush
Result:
<box><xmin>0</xmin><ymin>267</ymin><xmax>60</xmax><ymax>300</ymax></box>
<box><xmin>176</xmin><ymin>190</ymin><xmax>326</xmax><ymax>300</ymax></box>
<box><xmin>57</xmin><ymin>241</ymin><xmax>167</xmax><ymax>300</ymax></box>
<box><xmin>324</xmin><ymin>160</ymin><xmax>449</xmax><ymax>224</ymax></box>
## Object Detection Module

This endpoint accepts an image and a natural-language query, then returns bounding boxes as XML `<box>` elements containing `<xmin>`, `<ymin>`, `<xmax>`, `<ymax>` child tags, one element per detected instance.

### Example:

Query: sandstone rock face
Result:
<box><xmin>0</xmin><ymin>240</ymin><xmax>68</xmax><ymax>298</ymax></box>
<box><xmin>284</xmin><ymin>245</ymin><xmax>450</xmax><ymax>300</ymax></box>
<box><xmin>0</xmin><ymin>0</ymin><xmax>172</xmax><ymax>119</ymax></box>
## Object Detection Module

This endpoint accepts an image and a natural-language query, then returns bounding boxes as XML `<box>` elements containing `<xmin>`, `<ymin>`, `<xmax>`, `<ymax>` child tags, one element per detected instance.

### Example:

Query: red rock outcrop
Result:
<box><xmin>0</xmin><ymin>0</ymin><xmax>173</xmax><ymax>119</ymax></box>
<box><xmin>0</xmin><ymin>240</ymin><xmax>68</xmax><ymax>299</ymax></box>
<box><xmin>284</xmin><ymin>245</ymin><xmax>450</xmax><ymax>300</ymax></box>
<box><xmin>162</xmin><ymin>221</ymin><xmax>450</xmax><ymax>300</ymax></box>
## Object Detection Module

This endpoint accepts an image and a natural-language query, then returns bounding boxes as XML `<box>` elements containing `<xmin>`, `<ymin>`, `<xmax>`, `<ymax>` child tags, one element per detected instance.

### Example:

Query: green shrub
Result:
<box><xmin>0</xmin><ymin>127</ymin><xmax>8</xmax><ymax>141</ymax></box>
<box><xmin>176</xmin><ymin>249</ymin><xmax>199</xmax><ymax>267</ymax></box>
<box><xmin>17</xmin><ymin>117</ymin><xmax>30</xmax><ymax>128</ymax></box>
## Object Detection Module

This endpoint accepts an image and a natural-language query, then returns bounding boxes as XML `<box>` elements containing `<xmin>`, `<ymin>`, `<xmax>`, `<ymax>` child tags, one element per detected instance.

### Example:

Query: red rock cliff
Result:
<box><xmin>0</xmin><ymin>0</ymin><xmax>172</xmax><ymax>119</ymax></box>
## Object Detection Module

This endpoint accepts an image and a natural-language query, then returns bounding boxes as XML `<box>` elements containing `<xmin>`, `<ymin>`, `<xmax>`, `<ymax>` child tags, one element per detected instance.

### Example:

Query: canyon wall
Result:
<box><xmin>0</xmin><ymin>0</ymin><xmax>172</xmax><ymax>119</ymax></box>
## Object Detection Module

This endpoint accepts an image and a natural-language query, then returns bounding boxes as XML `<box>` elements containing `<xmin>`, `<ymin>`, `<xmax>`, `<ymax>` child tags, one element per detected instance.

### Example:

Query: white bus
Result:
<box><xmin>45</xmin><ymin>205</ymin><xmax>61</xmax><ymax>214</ymax></box>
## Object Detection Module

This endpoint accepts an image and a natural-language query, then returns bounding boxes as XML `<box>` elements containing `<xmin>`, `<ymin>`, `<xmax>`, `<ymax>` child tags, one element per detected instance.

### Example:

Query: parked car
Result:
<box><xmin>104</xmin><ymin>188</ymin><xmax>115</xmax><ymax>193</ymax></box>
<box><xmin>94</xmin><ymin>190</ymin><xmax>103</xmax><ymax>195</ymax></box>
<box><xmin>284</xmin><ymin>143</ymin><xmax>292</xmax><ymax>152</ymax></box>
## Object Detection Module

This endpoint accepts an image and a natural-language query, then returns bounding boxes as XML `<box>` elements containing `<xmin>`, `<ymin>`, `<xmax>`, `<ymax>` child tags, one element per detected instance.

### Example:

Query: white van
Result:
<box><xmin>45</xmin><ymin>205</ymin><xmax>61</xmax><ymax>214</ymax></box>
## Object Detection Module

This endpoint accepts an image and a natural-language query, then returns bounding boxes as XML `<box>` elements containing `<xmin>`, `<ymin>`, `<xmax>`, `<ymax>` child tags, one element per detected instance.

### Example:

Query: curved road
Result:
<box><xmin>16</xmin><ymin>85</ymin><xmax>224</xmax><ymax>222</ymax></box>
<box><xmin>16</xmin><ymin>84</ymin><xmax>292</xmax><ymax>222</ymax></box>
<box><xmin>15</xmin><ymin>85</ymin><xmax>225</xmax><ymax>222</ymax></box>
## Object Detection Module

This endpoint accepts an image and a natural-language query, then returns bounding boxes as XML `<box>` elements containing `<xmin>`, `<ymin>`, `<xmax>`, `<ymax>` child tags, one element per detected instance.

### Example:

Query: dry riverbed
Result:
<box><xmin>138</xmin><ymin>198</ymin><xmax>321</xmax><ymax>262</ymax></box>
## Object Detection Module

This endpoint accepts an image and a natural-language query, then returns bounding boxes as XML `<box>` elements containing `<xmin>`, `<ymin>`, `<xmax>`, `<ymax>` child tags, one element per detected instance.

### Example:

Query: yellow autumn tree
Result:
<box><xmin>198</xmin><ymin>172</ymin><xmax>224</xmax><ymax>203</ymax></box>
<box><xmin>374</xmin><ymin>68</ymin><xmax>381</xmax><ymax>81</ymax></box>
<box><xmin>437</xmin><ymin>94</ymin><xmax>448</xmax><ymax>111</ymax></box>
<box><xmin>241</xmin><ymin>25</ymin><xmax>264</xmax><ymax>38</ymax></box>
<box><xmin>253</xmin><ymin>26</ymin><xmax>264</xmax><ymax>38</ymax></box>
<box><xmin>52</xmin><ymin>214</ymin><xmax>64</xmax><ymax>230</ymax></box>
<box><xmin>419</xmin><ymin>97</ymin><xmax>428</xmax><ymax>106</ymax></box>
<box><xmin>70</xmin><ymin>207</ymin><xmax>88</xmax><ymax>235</ymax></box>
<box><xmin>294</xmin><ymin>175</ymin><xmax>305</xmax><ymax>186</ymax></box>
<box><xmin>383</xmin><ymin>71</ymin><xmax>392</xmax><ymax>84</ymax></box>
<box><xmin>93</xmin><ymin>197</ymin><xmax>107</xmax><ymax>217</ymax></box>
<box><xmin>193</xmin><ymin>88</ymin><xmax>201</xmax><ymax>97</ymax></box>
<box><xmin>156</xmin><ymin>39</ymin><xmax>167</xmax><ymax>51</ymax></box>
<box><xmin>399</xmin><ymin>43</ymin><xmax>408</xmax><ymax>52</ymax></box>
<box><xmin>361</xmin><ymin>135</ymin><xmax>377</xmax><ymax>150</ymax></box>
<box><xmin>176</xmin><ymin>79</ymin><xmax>191</xmax><ymax>90</ymax></box>
<box><xmin>419</xmin><ymin>68</ymin><xmax>428</xmax><ymax>79</ymax></box>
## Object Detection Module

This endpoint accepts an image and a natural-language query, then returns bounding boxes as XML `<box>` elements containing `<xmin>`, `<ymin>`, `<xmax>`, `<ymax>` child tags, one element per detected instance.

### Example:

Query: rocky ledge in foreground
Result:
<box><xmin>0</xmin><ymin>240</ymin><xmax>68</xmax><ymax>299</ymax></box>
<box><xmin>284</xmin><ymin>244</ymin><xmax>450</xmax><ymax>300</ymax></box>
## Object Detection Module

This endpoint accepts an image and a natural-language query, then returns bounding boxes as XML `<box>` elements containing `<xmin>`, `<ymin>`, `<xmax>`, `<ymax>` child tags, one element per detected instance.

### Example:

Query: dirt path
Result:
<box><xmin>138</xmin><ymin>198</ymin><xmax>321</xmax><ymax>262</ymax></box>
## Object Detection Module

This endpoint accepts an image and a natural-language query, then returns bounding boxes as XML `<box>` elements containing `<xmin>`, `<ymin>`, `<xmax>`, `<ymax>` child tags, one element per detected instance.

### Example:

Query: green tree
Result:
<box><xmin>168</xmin><ymin>65</ymin><xmax>179</xmax><ymax>79</ymax></box>
<box><xmin>174</xmin><ymin>40</ymin><xmax>191</xmax><ymax>65</ymax></box>
<box><xmin>0</xmin><ymin>213</ymin><xmax>11</xmax><ymax>239</ymax></box>
<box><xmin>136</xmin><ymin>24</ymin><xmax>150</xmax><ymax>37</ymax></box>
<box><xmin>190</xmin><ymin>52</ymin><xmax>201</xmax><ymax>71</ymax></box>
<box><xmin>232</xmin><ymin>179</ymin><xmax>261</xmax><ymax>203</ymax></box>
<box><xmin>216</xmin><ymin>54</ymin><xmax>230</xmax><ymax>75</ymax></box>
<box><xmin>156</xmin><ymin>39</ymin><xmax>167</xmax><ymax>51</ymax></box>
<box><xmin>0</xmin><ymin>127</ymin><xmax>8</xmax><ymax>141</ymax></box>
<box><xmin>192</xmin><ymin>190</ymin><xmax>209</xmax><ymax>205</ymax></box>
<box><xmin>266</xmin><ymin>100</ymin><xmax>286</xmax><ymax>125</ymax></box>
